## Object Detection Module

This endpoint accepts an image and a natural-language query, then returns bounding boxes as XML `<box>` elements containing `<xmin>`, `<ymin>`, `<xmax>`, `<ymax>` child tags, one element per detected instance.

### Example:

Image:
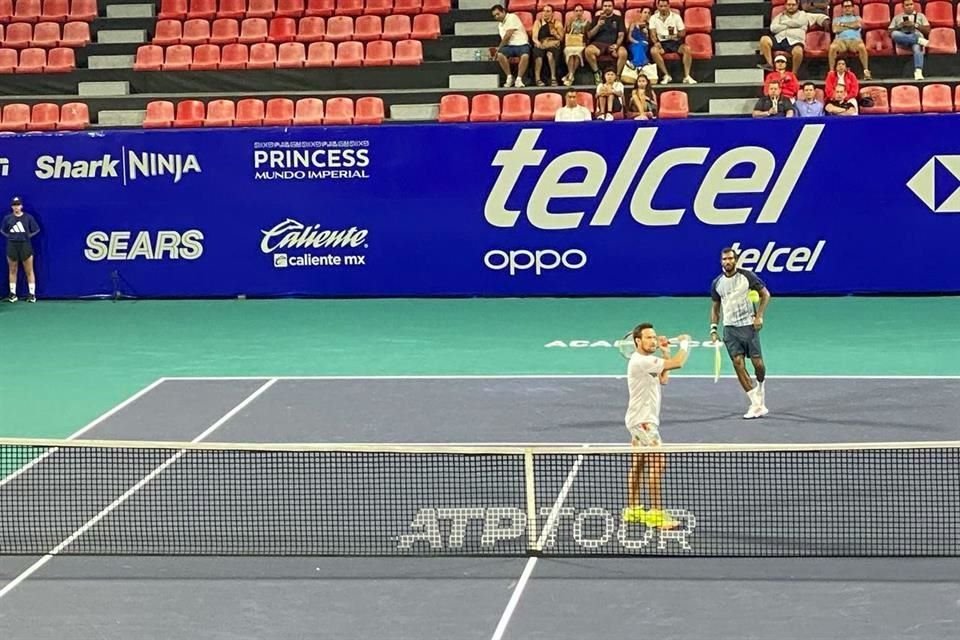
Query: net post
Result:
<box><xmin>523</xmin><ymin>447</ymin><xmax>537</xmax><ymax>552</ymax></box>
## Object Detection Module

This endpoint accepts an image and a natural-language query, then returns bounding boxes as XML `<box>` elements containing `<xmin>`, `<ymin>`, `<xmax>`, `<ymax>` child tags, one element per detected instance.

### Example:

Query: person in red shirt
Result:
<box><xmin>763</xmin><ymin>53</ymin><xmax>800</xmax><ymax>100</ymax></box>
<box><xmin>824</xmin><ymin>58</ymin><xmax>859</xmax><ymax>101</ymax></box>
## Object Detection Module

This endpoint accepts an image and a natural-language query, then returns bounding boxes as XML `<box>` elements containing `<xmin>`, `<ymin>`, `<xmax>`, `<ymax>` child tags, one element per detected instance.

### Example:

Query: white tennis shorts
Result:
<box><xmin>627</xmin><ymin>422</ymin><xmax>662</xmax><ymax>446</ymax></box>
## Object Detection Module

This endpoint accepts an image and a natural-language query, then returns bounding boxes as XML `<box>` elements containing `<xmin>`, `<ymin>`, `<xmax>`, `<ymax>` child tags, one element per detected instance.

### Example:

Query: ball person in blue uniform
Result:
<box><xmin>2</xmin><ymin>197</ymin><xmax>40</xmax><ymax>303</ymax></box>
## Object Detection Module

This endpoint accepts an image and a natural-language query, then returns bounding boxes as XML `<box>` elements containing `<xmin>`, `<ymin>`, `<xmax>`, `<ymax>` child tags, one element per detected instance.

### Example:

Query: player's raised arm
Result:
<box><xmin>660</xmin><ymin>335</ymin><xmax>691</xmax><ymax>372</ymax></box>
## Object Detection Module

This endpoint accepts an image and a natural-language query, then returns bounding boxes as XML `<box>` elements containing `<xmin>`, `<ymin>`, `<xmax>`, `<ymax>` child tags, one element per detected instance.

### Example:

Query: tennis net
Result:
<box><xmin>1</xmin><ymin>438</ymin><xmax>959</xmax><ymax>557</ymax></box>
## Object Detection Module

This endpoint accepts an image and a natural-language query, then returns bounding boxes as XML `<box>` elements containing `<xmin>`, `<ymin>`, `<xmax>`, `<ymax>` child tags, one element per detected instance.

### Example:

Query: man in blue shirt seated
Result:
<box><xmin>794</xmin><ymin>82</ymin><xmax>825</xmax><ymax>117</ymax></box>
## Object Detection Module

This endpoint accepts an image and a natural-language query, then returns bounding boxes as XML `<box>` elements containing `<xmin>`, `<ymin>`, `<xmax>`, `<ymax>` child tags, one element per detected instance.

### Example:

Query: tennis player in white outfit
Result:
<box><xmin>623</xmin><ymin>323</ymin><xmax>691</xmax><ymax>529</ymax></box>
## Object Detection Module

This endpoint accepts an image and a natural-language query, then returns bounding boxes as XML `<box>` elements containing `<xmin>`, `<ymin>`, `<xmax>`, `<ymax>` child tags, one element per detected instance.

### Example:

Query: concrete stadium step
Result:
<box><xmin>709</xmin><ymin>97</ymin><xmax>756</xmax><ymax>115</ymax></box>
<box><xmin>716</xmin><ymin>15</ymin><xmax>763</xmax><ymax>29</ymax></box>
<box><xmin>96</xmin><ymin>29</ymin><xmax>147</xmax><ymax>44</ymax></box>
<box><xmin>448</xmin><ymin>73</ymin><xmax>500</xmax><ymax>89</ymax></box>
<box><xmin>78</xmin><ymin>81</ymin><xmax>131</xmax><ymax>96</ymax></box>
<box><xmin>87</xmin><ymin>54</ymin><xmax>136</xmax><ymax>69</ymax></box>
<box><xmin>715</xmin><ymin>41</ymin><xmax>759</xmax><ymax>56</ymax></box>
<box><xmin>105</xmin><ymin>3</ymin><xmax>155</xmax><ymax>18</ymax></box>
<box><xmin>96</xmin><ymin>109</ymin><xmax>146</xmax><ymax>127</ymax></box>
<box><xmin>458</xmin><ymin>0</ymin><xmax>492</xmax><ymax>9</ymax></box>
<box><xmin>714</xmin><ymin>67</ymin><xmax>763</xmax><ymax>84</ymax></box>
<box><xmin>390</xmin><ymin>103</ymin><xmax>439</xmax><ymax>121</ymax></box>
<box><xmin>451</xmin><ymin>46</ymin><xmax>493</xmax><ymax>62</ymax></box>
<box><xmin>454</xmin><ymin>22</ymin><xmax>498</xmax><ymax>36</ymax></box>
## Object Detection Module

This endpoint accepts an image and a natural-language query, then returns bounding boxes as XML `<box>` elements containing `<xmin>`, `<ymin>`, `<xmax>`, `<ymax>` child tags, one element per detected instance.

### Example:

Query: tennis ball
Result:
<box><xmin>748</xmin><ymin>290</ymin><xmax>760</xmax><ymax>304</ymax></box>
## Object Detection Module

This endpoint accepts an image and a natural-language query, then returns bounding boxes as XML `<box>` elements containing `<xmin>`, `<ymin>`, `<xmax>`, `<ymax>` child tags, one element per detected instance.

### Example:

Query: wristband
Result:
<box><xmin>710</xmin><ymin>324</ymin><xmax>718</xmax><ymax>333</ymax></box>
<box><xmin>680</xmin><ymin>339</ymin><xmax>690</xmax><ymax>351</ymax></box>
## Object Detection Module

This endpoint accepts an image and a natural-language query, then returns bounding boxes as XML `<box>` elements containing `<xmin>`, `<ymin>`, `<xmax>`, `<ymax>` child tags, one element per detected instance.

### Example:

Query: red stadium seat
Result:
<box><xmin>276</xmin><ymin>40</ymin><xmax>304</xmax><ymax>65</ymax></box>
<box><xmin>393</xmin><ymin>38</ymin><xmax>421</xmax><ymax>64</ymax></box>
<box><xmin>532</xmin><ymin>91</ymin><xmax>562</xmax><ymax>120</ymax></box>
<box><xmin>305</xmin><ymin>0</ymin><xmax>335</xmax><ymax>16</ymax></box>
<box><xmin>239</xmin><ymin>17</ymin><xmax>268</xmax><ymax>43</ymax></box>
<box><xmin>411</xmin><ymin>13</ymin><xmax>439</xmax><ymax>39</ymax></box>
<box><xmin>469</xmin><ymin>94</ymin><xmax>500</xmax><ymax>122</ymax></box>
<box><xmin>17</xmin><ymin>46</ymin><xmax>45</xmax><ymax>71</ymax></box>
<box><xmin>32</xmin><ymin>22</ymin><xmax>60</xmax><ymax>47</ymax></box>
<box><xmin>134</xmin><ymin>44</ymin><xmax>164</xmax><ymax>70</ymax></box>
<box><xmin>420</xmin><ymin>0</ymin><xmax>449</xmax><ymax>12</ymax></box>
<box><xmin>921</xmin><ymin>83</ymin><xmax>952</xmax><ymax>113</ymax></box>
<box><xmin>44</xmin><ymin>44</ymin><xmax>71</xmax><ymax>70</ymax></box>
<box><xmin>575</xmin><ymin>91</ymin><xmax>593</xmax><ymax>112</ymax></box>
<box><xmin>41</xmin><ymin>0</ymin><xmax>68</xmax><ymax>21</ymax></box>
<box><xmin>247</xmin><ymin>0</ymin><xmax>276</xmax><ymax>18</ymax></box>
<box><xmin>154</xmin><ymin>19</ymin><xmax>183</xmax><ymax>45</ymax></box>
<box><xmin>0</xmin><ymin>102</ymin><xmax>29</xmax><ymax>130</ymax></box>
<box><xmin>924</xmin><ymin>1</ymin><xmax>953</xmax><ymax>28</ymax></box>
<box><xmin>296</xmin><ymin>16</ymin><xmax>325</xmax><ymax>41</ymax></box>
<box><xmin>365</xmin><ymin>0</ymin><xmax>392</xmax><ymax>15</ymax></box>
<box><xmin>354</xmin><ymin>96</ymin><xmax>384</xmax><ymax>124</ymax></box>
<box><xmin>220</xmin><ymin>42</ymin><xmax>250</xmax><ymax>68</ymax></box>
<box><xmin>0</xmin><ymin>0</ymin><xmax>12</xmax><ymax>20</ymax></box>
<box><xmin>864</xmin><ymin>29</ymin><xmax>893</xmax><ymax>55</ymax></box>
<box><xmin>354</xmin><ymin>14</ymin><xmax>381</xmax><ymax>40</ymax></box>
<box><xmin>804</xmin><ymin>30</ymin><xmax>830</xmax><ymax>57</ymax></box>
<box><xmin>323</xmin><ymin>96</ymin><xmax>354</xmax><ymax>124</ymax></box>
<box><xmin>0</xmin><ymin>48</ymin><xmax>13</xmax><ymax>73</ymax></box>
<box><xmin>163</xmin><ymin>43</ymin><xmax>193</xmax><ymax>70</ymax></box>
<box><xmin>890</xmin><ymin>84</ymin><xmax>920</xmax><ymax>113</ymax></box>
<box><xmin>516</xmin><ymin>11</ymin><xmax>533</xmax><ymax>32</ymax></box>
<box><xmin>954</xmin><ymin>86</ymin><xmax>960</xmax><ymax>112</ymax></box>
<box><xmin>143</xmin><ymin>100</ymin><xmax>175</xmax><ymax>127</ymax></box>
<box><xmin>860</xmin><ymin>3</ymin><xmax>889</xmax><ymax>30</ymax></box>
<box><xmin>686</xmin><ymin>32</ymin><xmax>712</xmax><ymax>59</ymax></box>
<box><xmin>305</xmin><ymin>40</ymin><xmax>334</xmax><ymax>65</ymax></box>
<box><xmin>276</xmin><ymin>0</ymin><xmax>304</xmax><ymax>16</ymax></box>
<box><xmin>268</xmin><ymin>16</ymin><xmax>296</xmax><ymax>41</ymax></box>
<box><xmin>187</xmin><ymin>0</ymin><xmax>216</xmax><ymax>19</ymax></box>
<box><xmin>509</xmin><ymin>0</ymin><xmax>535</xmax><ymax>10</ymax></box>
<box><xmin>393</xmin><ymin>0</ymin><xmax>422</xmax><ymax>13</ymax></box>
<box><xmin>205</xmin><ymin>99</ymin><xmax>235</xmax><ymax>126</ymax></box>
<box><xmin>5</xmin><ymin>22</ymin><xmax>31</xmax><ymax>48</ymax></box>
<box><xmin>57</xmin><ymin>101</ymin><xmax>88</xmax><ymax>129</ymax></box>
<box><xmin>325</xmin><ymin>15</ymin><xmax>353</xmax><ymax>41</ymax></box>
<box><xmin>334</xmin><ymin>39</ymin><xmax>362</xmax><ymax>65</ymax></box>
<box><xmin>235</xmin><ymin>98</ymin><xmax>265</xmax><ymax>125</ymax></box>
<box><xmin>28</xmin><ymin>102</ymin><xmax>58</xmax><ymax>130</ymax></box>
<box><xmin>858</xmin><ymin>86</ymin><xmax>888</xmax><ymax>114</ymax></box>
<box><xmin>335</xmin><ymin>0</ymin><xmax>363</xmax><ymax>16</ymax></box>
<box><xmin>383</xmin><ymin>14</ymin><xmax>410</xmax><ymax>40</ymax></box>
<box><xmin>685</xmin><ymin>0</ymin><xmax>712</xmax><ymax>6</ymax></box>
<box><xmin>500</xmin><ymin>92</ymin><xmax>532</xmax><ymax>121</ymax></box>
<box><xmin>14</xmin><ymin>0</ymin><xmax>42</xmax><ymax>22</ymax></box>
<box><xmin>182</xmin><ymin>18</ymin><xmax>211</xmax><ymax>44</ymax></box>
<box><xmin>658</xmin><ymin>90</ymin><xmax>689</xmax><ymax>118</ymax></box>
<box><xmin>263</xmin><ymin>97</ymin><xmax>294</xmax><ymax>124</ymax></box>
<box><xmin>158</xmin><ymin>0</ymin><xmax>187</xmax><ymax>19</ymax></box>
<box><xmin>538</xmin><ymin>0</ymin><xmax>564</xmax><ymax>9</ymax></box>
<box><xmin>683</xmin><ymin>7</ymin><xmax>711</xmax><ymax>33</ymax></box>
<box><xmin>174</xmin><ymin>99</ymin><xmax>205</xmax><ymax>127</ymax></box>
<box><xmin>438</xmin><ymin>94</ymin><xmax>468</xmax><ymax>122</ymax></box>
<box><xmin>60</xmin><ymin>21</ymin><xmax>89</xmax><ymax>45</ymax></box>
<box><xmin>217</xmin><ymin>0</ymin><xmax>246</xmax><ymax>19</ymax></box>
<box><xmin>294</xmin><ymin>97</ymin><xmax>324</xmax><ymax>123</ymax></box>
<box><xmin>247</xmin><ymin>41</ymin><xmax>277</xmax><ymax>67</ymax></box>
<box><xmin>210</xmin><ymin>18</ymin><xmax>239</xmax><ymax>44</ymax></box>
<box><xmin>927</xmin><ymin>27</ymin><xmax>957</xmax><ymax>54</ymax></box>
<box><xmin>364</xmin><ymin>39</ymin><xmax>392</xmax><ymax>64</ymax></box>
<box><xmin>191</xmin><ymin>42</ymin><xmax>221</xmax><ymax>68</ymax></box>
<box><xmin>67</xmin><ymin>0</ymin><xmax>96</xmax><ymax>20</ymax></box>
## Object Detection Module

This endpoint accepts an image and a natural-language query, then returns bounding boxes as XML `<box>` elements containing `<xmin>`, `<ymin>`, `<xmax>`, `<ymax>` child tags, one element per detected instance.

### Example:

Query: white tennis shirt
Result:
<box><xmin>625</xmin><ymin>352</ymin><xmax>665</xmax><ymax>428</ymax></box>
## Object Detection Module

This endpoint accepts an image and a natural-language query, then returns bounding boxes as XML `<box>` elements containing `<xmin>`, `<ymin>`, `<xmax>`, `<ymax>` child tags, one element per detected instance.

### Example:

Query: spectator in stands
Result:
<box><xmin>829</xmin><ymin>0</ymin><xmax>871</xmax><ymax>79</ymax></box>
<box><xmin>889</xmin><ymin>0</ymin><xmax>930</xmax><ymax>80</ymax></box>
<box><xmin>584</xmin><ymin>0</ymin><xmax>628</xmax><ymax>83</ymax></box>
<box><xmin>648</xmin><ymin>0</ymin><xmax>695</xmax><ymax>84</ymax></box>
<box><xmin>794</xmin><ymin>81</ymin><xmax>825</xmax><ymax>117</ymax></box>
<box><xmin>626</xmin><ymin>8</ymin><xmax>653</xmax><ymax>72</ymax></box>
<box><xmin>752</xmin><ymin>80</ymin><xmax>795</xmax><ymax>117</ymax></box>
<box><xmin>764</xmin><ymin>53</ymin><xmax>800</xmax><ymax>100</ymax></box>
<box><xmin>628</xmin><ymin>74</ymin><xmax>658</xmax><ymax>119</ymax></box>
<box><xmin>595</xmin><ymin>68</ymin><xmax>625</xmax><ymax>120</ymax></box>
<box><xmin>492</xmin><ymin>4</ymin><xmax>531</xmax><ymax>88</ymax></box>
<box><xmin>759</xmin><ymin>0</ymin><xmax>828</xmax><ymax>74</ymax></box>
<box><xmin>532</xmin><ymin>5</ymin><xmax>564</xmax><ymax>86</ymax></box>
<box><xmin>824</xmin><ymin>58</ymin><xmax>859</xmax><ymax>101</ymax></box>
<box><xmin>800</xmin><ymin>0</ymin><xmax>828</xmax><ymax>16</ymax></box>
<box><xmin>555</xmin><ymin>89</ymin><xmax>594</xmax><ymax>121</ymax></box>
<box><xmin>825</xmin><ymin>84</ymin><xmax>859</xmax><ymax>115</ymax></box>
<box><xmin>563</xmin><ymin>4</ymin><xmax>591</xmax><ymax>86</ymax></box>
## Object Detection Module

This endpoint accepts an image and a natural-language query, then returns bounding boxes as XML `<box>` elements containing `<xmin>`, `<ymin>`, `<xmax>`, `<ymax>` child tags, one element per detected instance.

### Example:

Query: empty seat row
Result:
<box><xmin>0</xmin><ymin>45</ymin><xmax>72</xmax><ymax>71</ymax></box>
<box><xmin>0</xmin><ymin>101</ymin><xmax>87</xmax><ymax>130</ymax></box>
<box><xmin>516</xmin><ymin>8</ymin><xmax>711</xmax><ymax>34</ymax></box>
<box><xmin>135</xmin><ymin>39</ymin><xmax>422</xmax><ymax>69</ymax></box>
<box><xmin>153</xmin><ymin>14</ymin><xmax>439</xmax><ymax>45</ymax></box>
<box><xmin>509</xmin><ymin>0</ymin><xmax>713</xmax><ymax>11</ymax></box>
<box><xmin>0</xmin><ymin>20</ymin><xmax>88</xmax><ymax>47</ymax></box>
<box><xmin>774</xmin><ymin>1</ymin><xmax>960</xmax><ymax>28</ymax></box>
<box><xmin>774</xmin><ymin>0</ymin><xmax>949</xmax><ymax>5</ymax></box>
<box><xmin>0</xmin><ymin>0</ymin><xmax>96</xmax><ymax>22</ymax></box>
<box><xmin>859</xmin><ymin>83</ymin><xmax>960</xmax><ymax>114</ymax></box>
<box><xmin>158</xmin><ymin>0</ymin><xmax>450</xmax><ymax>21</ymax></box>
<box><xmin>438</xmin><ymin>91</ymin><xmax>689</xmax><ymax>122</ymax></box>
<box><xmin>144</xmin><ymin>96</ymin><xmax>384</xmax><ymax>127</ymax></box>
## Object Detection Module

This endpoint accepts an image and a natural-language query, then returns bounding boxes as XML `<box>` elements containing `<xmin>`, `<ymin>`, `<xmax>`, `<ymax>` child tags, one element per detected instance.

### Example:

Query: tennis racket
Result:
<box><xmin>713</xmin><ymin>341</ymin><xmax>722</xmax><ymax>382</ymax></box>
<box><xmin>616</xmin><ymin>333</ymin><xmax>672</xmax><ymax>360</ymax></box>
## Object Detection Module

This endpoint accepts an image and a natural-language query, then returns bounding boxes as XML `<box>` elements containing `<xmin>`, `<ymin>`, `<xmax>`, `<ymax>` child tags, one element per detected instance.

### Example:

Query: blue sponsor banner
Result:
<box><xmin>1</xmin><ymin>115</ymin><xmax>958</xmax><ymax>299</ymax></box>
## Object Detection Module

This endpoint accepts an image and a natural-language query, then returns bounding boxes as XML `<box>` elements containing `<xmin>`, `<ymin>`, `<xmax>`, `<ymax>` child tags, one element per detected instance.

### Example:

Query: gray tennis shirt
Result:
<box><xmin>711</xmin><ymin>268</ymin><xmax>766</xmax><ymax>328</ymax></box>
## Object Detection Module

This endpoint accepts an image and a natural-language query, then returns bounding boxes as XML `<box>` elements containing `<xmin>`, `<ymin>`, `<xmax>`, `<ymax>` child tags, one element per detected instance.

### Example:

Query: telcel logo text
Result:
<box><xmin>730</xmin><ymin>240</ymin><xmax>825</xmax><ymax>273</ymax></box>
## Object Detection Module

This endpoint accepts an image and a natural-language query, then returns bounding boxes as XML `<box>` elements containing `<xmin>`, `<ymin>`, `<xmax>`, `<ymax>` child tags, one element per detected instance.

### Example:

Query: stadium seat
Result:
<box><xmin>32</xmin><ymin>22</ymin><xmax>59</xmax><ymax>47</ymax></box>
<box><xmin>187</xmin><ymin>0</ymin><xmax>216</xmax><ymax>19</ymax></box>
<box><xmin>247</xmin><ymin>41</ymin><xmax>277</xmax><ymax>67</ymax></box>
<box><xmin>220</xmin><ymin>42</ymin><xmax>250</xmax><ymax>68</ymax></box>
<box><xmin>890</xmin><ymin>84</ymin><xmax>921</xmax><ymax>113</ymax></box>
<box><xmin>804</xmin><ymin>30</ymin><xmax>830</xmax><ymax>57</ymax></box>
<box><xmin>336</xmin><ymin>0</ymin><xmax>364</xmax><ymax>16</ymax></box>
<box><xmin>305</xmin><ymin>40</ymin><xmax>334</xmax><ymax>65</ymax></box>
<box><xmin>575</xmin><ymin>91</ymin><xmax>593</xmax><ymax>112</ymax></box>
<box><xmin>68</xmin><ymin>0</ymin><xmax>96</xmax><ymax>21</ymax></box>
<box><xmin>469</xmin><ymin>94</ymin><xmax>500</xmax><ymax>122</ymax></box>
<box><xmin>296</xmin><ymin>17</ymin><xmax>326</xmax><ymax>41</ymax></box>
<box><xmin>154</xmin><ymin>19</ymin><xmax>183</xmax><ymax>45</ymax></box>
<box><xmin>263</xmin><ymin>97</ymin><xmax>294</xmax><ymax>124</ymax></box>
<box><xmin>158</xmin><ymin>0</ymin><xmax>188</xmax><ymax>20</ymax></box>
<box><xmin>134</xmin><ymin>44</ymin><xmax>164</xmax><ymax>70</ymax></box>
<box><xmin>333</xmin><ymin>39</ymin><xmax>362</xmax><ymax>65</ymax></box>
<box><xmin>516</xmin><ymin>11</ymin><xmax>533</xmax><ymax>32</ymax></box>
<box><xmin>364</xmin><ymin>39</ymin><xmax>392</xmax><ymax>64</ymax></box>
<box><xmin>277</xmin><ymin>40</ymin><xmax>304</xmax><ymax>65</ymax></box>
<box><xmin>683</xmin><ymin>7</ymin><xmax>711</xmax><ymax>33</ymax></box>
<box><xmin>60</xmin><ymin>21</ymin><xmax>90</xmax><ymax>46</ymax></box>
<box><xmin>143</xmin><ymin>100</ymin><xmax>175</xmax><ymax>127</ymax></box>
<box><xmin>268</xmin><ymin>16</ymin><xmax>296</xmax><ymax>41</ymax></box>
<box><xmin>5</xmin><ymin>22</ymin><xmax>31</xmax><ymax>48</ymax></box>
<box><xmin>304</xmin><ymin>0</ymin><xmax>335</xmax><ymax>16</ymax></box>
<box><xmin>924</xmin><ymin>1</ymin><xmax>953</xmax><ymax>27</ymax></box>
<box><xmin>323</xmin><ymin>96</ymin><xmax>354</xmax><ymax>124</ymax></box>
<box><xmin>420</xmin><ymin>0</ymin><xmax>449</xmax><ymax>12</ymax></box>
<box><xmin>686</xmin><ymin>32</ymin><xmax>712</xmax><ymax>59</ymax></box>
<box><xmin>248</xmin><ymin>0</ymin><xmax>276</xmax><ymax>18</ymax></box>
<box><xmin>860</xmin><ymin>3</ymin><xmax>889</xmax><ymax>30</ymax></box>
<box><xmin>17</xmin><ymin>46</ymin><xmax>45</xmax><ymax>71</ymax></box>
<box><xmin>57</xmin><ymin>101</ymin><xmax>88</xmax><ymax>129</ymax></box>
<box><xmin>191</xmin><ymin>42</ymin><xmax>221</xmax><ymax>68</ymax></box>
<box><xmin>181</xmin><ymin>18</ymin><xmax>210</xmax><ymax>45</ymax></box>
<box><xmin>239</xmin><ymin>17</ymin><xmax>269</xmax><ymax>43</ymax></box>
<box><xmin>393</xmin><ymin>0</ymin><xmax>422</xmax><ymax>13</ymax></box>
<box><xmin>858</xmin><ymin>86</ymin><xmax>888</xmax><ymax>114</ymax></box>
<box><xmin>685</xmin><ymin>0</ymin><xmax>713</xmax><ymax>6</ymax></box>
<box><xmin>163</xmin><ymin>43</ymin><xmax>193</xmax><ymax>70</ymax></box>
<box><xmin>0</xmin><ymin>48</ymin><xmax>14</xmax><ymax>73</ymax></box>
<box><xmin>438</xmin><ymin>93</ymin><xmax>468</xmax><ymax>122</ymax></box>
<box><xmin>538</xmin><ymin>0</ymin><xmax>564</xmax><ymax>9</ymax></box>
<box><xmin>532</xmin><ymin>91</ymin><xmax>562</xmax><ymax>120</ymax></box>
<box><xmin>927</xmin><ymin>27</ymin><xmax>957</xmax><ymax>54</ymax></box>
<box><xmin>393</xmin><ymin>38</ymin><xmax>421</xmax><ymax>64</ymax></box>
<box><xmin>509</xmin><ymin>0</ymin><xmax>535</xmax><ymax>10</ymax></box>
<box><xmin>354</xmin><ymin>96</ymin><xmax>384</xmax><ymax>124</ymax></box>
<box><xmin>44</xmin><ymin>44</ymin><xmax>71</xmax><ymax>70</ymax></box>
<box><xmin>865</xmin><ymin>28</ymin><xmax>893</xmax><ymax>55</ymax></box>
<box><xmin>204</xmin><ymin>98</ymin><xmax>235</xmax><ymax>126</ymax></box>
<box><xmin>325</xmin><ymin>15</ymin><xmax>353</xmax><ymax>41</ymax></box>
<box><xmin>235</xmin><ymin>98</ymin><xmax>265</xmax><ymax>125</ymax></box>
<box><xmin>410</xmin><ymin>13</ymin><xmax>439</xmax><ymax>39</ymax></box>
<box><xmin>954</xmin><ymin>85</ymin><xmax>960</xmax><ymax>113</ymax></box>
<box><xmin>500</xmin><ymin>92</ymin><xmax>532</xmax><ymax>121</ymax></box>
<box><xmin>28</xmin><ymin>102</ymin><xmax>57</xmax><ymax>130</ymax></box>
<box><xmin>294</xmin><ymin>97</ymin><xmax>324</xmax><ymax>123</ymax></box>
<box><xmin>217</xmin><ymin>0</ymin><xmax>246</xmax><ymax>19</ymax></box>
<box><xmin>41</xmin><ymin>0</ymin><xmax>68</xmax><ymax>21</ymax></box>
<box><xmin>354</xmin><ymin>14</ymin><xmax>382</xmax><ymax>41</ymax></box>
<box><xmin>658</xmin><ymin>90</ymin><xmax>689</xmax><ymax>118</ymax></box>
<box><xmin>0</xmin><ymin>103</ymin><xmax>29</xmax><ymax>130</ymax></box>
<box><xmin>210</xmin><ymin>18</ymin><xmax>240</xmax><ymax>44</ymax></box>
<box><xmin>276</xmin><ymin>0</ymin><xmax>304</xmax><ymax>17</ymax></box>
<box><xmin>383</xmin><ymin>14</ymin><xmax>411</xmax><ymax>40</ymax></box>
<box><xmin>14</xmin><ymin>0</ymin><xmax>41</xmax><ymax>22</ymax></box>
<box><xmin>174</xmin><ymin>99</ymin><xmax>205</xmax><ymax>126</ymax></box>
<box><xmin>921</xmin><ymin>83</ymin><xmax>952</xmax><ymax>112</ymax></box>
<box><xmin>365</xmin><ymin>0</ymin><xmax>392</xmax><ymax>15</ymax></box>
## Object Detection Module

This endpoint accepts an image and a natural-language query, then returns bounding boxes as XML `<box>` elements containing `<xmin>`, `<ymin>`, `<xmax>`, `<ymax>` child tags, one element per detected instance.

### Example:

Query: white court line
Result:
<box><xmin>0</xmin><ymin>377</ymin><xmax>279</xmax><ymax>602</ymax></box>
<box><xmin>159</xmin><ymin>374</ymin><xmax>960</xmax><ymax>381</ymax></box>
<box><xmin>0</xmin><ymin>377</ymin><xmax>168</xmax><ymax>490</ymax></box>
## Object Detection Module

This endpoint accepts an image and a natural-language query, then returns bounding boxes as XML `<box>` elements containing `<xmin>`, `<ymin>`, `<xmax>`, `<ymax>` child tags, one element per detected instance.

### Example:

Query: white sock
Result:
<box><xmin>8</xmin><ymin>282</ymin><xmax>15</xmax><ymax>295</ymax></box>
<box><xmin>28</xmin><ymin>283</ymin><xmax>35</xmax><ymax>295</ymax></box>
<box><xmin>747</xmin><ymin>387</ymin><xmax>760</xmax><ymax>405</ymax></box>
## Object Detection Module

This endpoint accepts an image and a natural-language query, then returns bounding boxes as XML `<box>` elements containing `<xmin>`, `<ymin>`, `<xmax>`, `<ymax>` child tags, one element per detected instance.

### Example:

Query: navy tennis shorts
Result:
<box><xmin>723</xmin><ymin>325</ymin><xmax>762</xmax><ymax>359</ymax></box>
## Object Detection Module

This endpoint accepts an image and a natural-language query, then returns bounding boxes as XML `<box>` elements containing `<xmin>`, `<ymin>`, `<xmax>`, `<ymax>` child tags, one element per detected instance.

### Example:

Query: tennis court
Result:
<box><xmin>1</xmin><ymin>298</ymin><xmax>959</xmax><ymax>639</ymax></box>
